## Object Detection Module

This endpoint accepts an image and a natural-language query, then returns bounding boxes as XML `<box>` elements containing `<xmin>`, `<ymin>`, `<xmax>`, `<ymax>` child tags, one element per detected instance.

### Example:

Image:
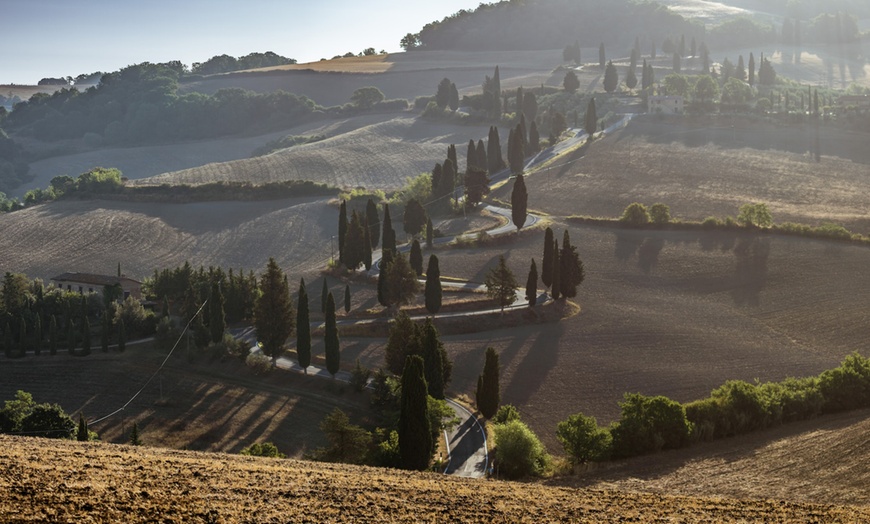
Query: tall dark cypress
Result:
<box><xmin>34</xmin><ymin>315</ymin><xmax>42</xmax><ymax>356</ymax></box>
<box><xmin>421</xmin><ymin>318</ymin><xmax>445</xmax><ymax>399</ymax></box>
<box><xmin>511</xmin><ymin>174</ymin><xmax>528</xmax><ymax>231</ymax></box>
<box><xmin>366</xmin><ymin>198</ymin><xmax>380</xmax><ymax>249</ymax></box>
<box><xmin>447</xmin><ymin>144</ymin><xmax>458</xmax><ymax>176</ymax></box>
<box><xmin>476</xmin><ymin>139</ymin><xmax>487</xmax><ymax>174</ymax></box>
<box><xmin>363</xmin><ymin>221</ymin><xmax>373</xmax><ymax>271</ymax></box>
<box><xmin>424</xmin><ymin>254</ymin><xmax>442</xmax><ymax>315</ymax></box>
<box><xmin>585</xmin><ymin>97</ymin><xmax>597</xmax><ymax>142</ymax></box>
<box><xmin>409</xmin><ymin>239</ymin><xmax>423</xmax><ymax>276</ymax></box>
<box><xmin>378</xmin><ymin>249</ymin><xmax>393</xmax><ymax>307</ymax></box>
<box><xmin>209</xmin><ymin>281</ymin><xmax>226</xmax><ymax>344</ymax></box>
<box><xmin>542</xmin><ymin>227</ymin><xmax>555</xmax><ymax>289</ymax></box>
<box><xmin>551</xmin><ymin>239</ymin><xmax>561</xmax><ymax>300</ymax></box>
<box><xmin>466</xmin><ymin>139</ymin><xmax>477</xmax><ymax>171</ymax></box>
<box><xmin>344</xmin><ymin>284</ymin><xmax>351</xmax><ymax>314</ymax></box>
<box><xmin>296</xmin><ymin>278</ymin><xmax>311</xmax><ymax>372</ymax></box>
<box><xmin>526</xmin><ymin>258</ymin><xmax>538</xmax><ymax>307</ymax></box>
<box><xmin>324</xmin><ymin>292</ymin><xmax>340</xmax><ymax>377</ymax></box>
<box><xmin>399</xmin><ymin>355</ymin><xmax>432</xmax><ymax>470</ymax></box>
<box><xmin>475</xmin><ymin>347</ymin><xmax>500</xmax><ymax>419</ymax></box>
<box><xmin>338</xmin><ymin>200</ymin><xmax>348</xmax><ymax>265</ymax></box>
<box><xmin>49</xmin><ymin>315</ymin><xmax>58</xmax><ymax>356</ymax></box>
<box><xmin>382</xmin><ymin>203</ymin><xmax>396</xmax><ymax>255</ymax></box>
<box><xmin>560</xmin><ymin>230</ymin><xmax>585</xmax><ymax>299</ymax></box>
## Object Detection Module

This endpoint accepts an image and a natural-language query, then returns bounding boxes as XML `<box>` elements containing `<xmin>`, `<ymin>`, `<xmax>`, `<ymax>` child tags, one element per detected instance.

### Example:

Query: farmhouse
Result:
<box><xmin>50</xmin><ymin>272</ymin><xmax>142</xmax><ymax>300</ymax></box>
<box><xmin>649</xmin><ymin>95</ymin><xmax>683</xmax><ymax>114</ymax></box>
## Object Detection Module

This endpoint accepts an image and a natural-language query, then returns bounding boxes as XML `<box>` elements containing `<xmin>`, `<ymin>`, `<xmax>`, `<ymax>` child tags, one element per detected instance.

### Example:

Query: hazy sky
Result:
<box><xmin>1</xmin><ymin>0</ymin><xmax>477</xmax><ymax>85</ymax></box>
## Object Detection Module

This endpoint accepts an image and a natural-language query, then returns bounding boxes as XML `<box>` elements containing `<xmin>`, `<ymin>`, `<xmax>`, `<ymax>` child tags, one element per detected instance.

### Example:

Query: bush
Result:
<box><xmin>492</xmin><ymin>404</ymin><xmax>521</xmax><ymax>424</ymax></box>
<box><xmin>649</xmin><ymin>203</ymin><xmax>671</xmax><ymax>225</ymax></box>
<box><xmin>492</xmin><ymin>419</ymin><xmax>550</xmax><ymax>479</ymax></box>
<box><xmin>115</xmin><ymin>297</ymin><xmax>155</xmax><ymax>338</ymax></box>
<box><xmin>736</xmin><ymin>202</ymin><xmax>772</xmax><ymax>228</ymax></box>
<box><xmin>20</xmin><ymin>403</ymin><xmax>75</xmax><ymax>439</ymax></box>
<box><xmin>610</xmin><ymin>393</ymin><xmax>692</xmax><ymax>459</ymax></box>
<box><xmin>245</xmin><ymin>352</ymin><xmax>272</xmax><ymax>375</ymax></box>
<box><xmin>350</xmin><ymin>359</ymin><xmax>372</xmax><ymax>392</ymax></box>
<box><xmin>619</xmin><ymin>202</ymin><xmax>650</xmax><ymax>226</ymax></box>
<box><xmin>241</xmin><ymin>442</ymin><xmax>286</xmax><ymax>458</ymax></box>
<box><xmin>818</xmin><ymin>353</ymin><xmax>870</xmax><ymax>413</ymax></box>
<box><xmin>701</xmin><ymin>216</ymin><xmax>721</xmax><ymax>229</ymax></box>
<box><xmin>556</xmin><ymin>413</ymin><xmax>612</xmax><ymax>464</ymax></box>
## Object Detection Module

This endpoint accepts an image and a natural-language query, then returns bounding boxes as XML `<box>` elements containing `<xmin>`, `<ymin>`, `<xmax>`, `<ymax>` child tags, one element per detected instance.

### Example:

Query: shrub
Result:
<box><xmin>556</xmin><ymin>413</ymin><xmax>612</xmax><ymax>464</ymax></box>
<box><xmin>619</xmin><ymin>202</ymin><xmax>650</xmax><ymax>226</ymax></box>
<box><xmin>818</xmin><ymin>353</ymin><xmax>870</xmax><ymax>413</ymax></box>
<box><xmin>610</xmin><ymin>393</ymin><xmax>692</xmax><ymax>459</ymax></box>
<box><xmin>350</xmin><ymin>359</ymin><xmax>372</xmax><ymax>392</ymax></box>
<box><xmin>115</xmin><ymin>297</ymin><xmax>156</xmax><ymax>338</ymax></box>
<box><xmin>245</xmin><ymin>352</ymin><xmax>272</xmax><ymax>375</ymax></box>
<box><xmin>20</xmin><ymin>403</ymin><xmax>75</xmax><ymax>439</ymax></box>
<box><xmin>701</xmin><ymin>216</ymin><xmax>721</xmax><ymax>229</ymax></box>
<box><xmin>649</xmin><ymin>203</ymin><xmax>671</xmax><ymax>225</ymax></box>
<box><xmin>241</xmin><ymin>442</ymin><xmax>286</xmax><ymax>458</ymax></box>
<box><xmin>736</xmin><ymin>202</ymin><xmax>772</xmax><ymax>228</ymax></box>
<box><xmin>492</xmin><ymin>404</ymin><xmax>521</xmax><ymax>424</ymax></box>
<box><xmin>492</xmin><ymin>419</ymin><xmax>550</xmax><ymax>479</ymax></box>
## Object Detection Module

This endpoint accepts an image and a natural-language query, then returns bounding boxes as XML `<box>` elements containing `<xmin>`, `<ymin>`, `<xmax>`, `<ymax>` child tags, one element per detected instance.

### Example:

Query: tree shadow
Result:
<box><xmin>502</xmin><ymin>323</ymin><xmax>565</xmax><ymax>408</ymax></box>
<box><xmin>637</xmin><ymin>238</ymin><xmax>664</xmax><ymax>274</ymax></box>
<box><xmin>730</xmin><ymin>236</ymin><xmax>770</xmax><ymax>307</ymax></box>
<box><xmin>614</xmin><ymin>230</ymin><xmax>644</xmax><ymax>262</ymax></box>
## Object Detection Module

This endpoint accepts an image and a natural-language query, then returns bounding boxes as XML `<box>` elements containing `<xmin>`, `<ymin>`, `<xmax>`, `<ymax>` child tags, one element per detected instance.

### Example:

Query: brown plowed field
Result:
<box><xmin>2</xmin><ymin>434</ymin><xmax>868</xmax><ymax>523</ymax></box>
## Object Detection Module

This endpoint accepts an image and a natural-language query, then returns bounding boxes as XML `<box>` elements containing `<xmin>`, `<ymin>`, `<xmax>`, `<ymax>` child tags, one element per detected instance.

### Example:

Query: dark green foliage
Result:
<box><xmin>324</xmin><ymin>292</ymin><xmax>340</xmax><ymax>377</ymax></box>
<box><xmin>49</xmin><ymin>315</ymin><xmax>57</xmax><ymax>355</ymax></box>
<box><xmin>343</xmin><ymin>210</ymin><xmax>366</xmax><ymax>270</ymax></box>
<box><xmin>449</xmin><ymin>82</ymin><xmax>459</xmax><ymax>111</ymax></box>
<box><xmin>528</xmin><ymin>121</ymin><xmax>539</xmax><ymax>153</ymax></box>
<box><xmin>610</xmin><ymin>394</ymin><xmax>692</xmax><ymax>459</ymax></box>
<box><xmin>66</xmin><ymin>321</ymin><xmax>76</xmax><ymax>355</ymax></box>
<box><xmin>344</xmin><ymin>284</ymin><xmax>351</xmax><ymax>314</ymax></box>
<box><xmin>117</xmin><ymin>319</ymin><xmax>126</xmax><ymax>353</ymax></box>
<box><xmin>511</xmin><ymin>174</ymin><xmax>527</xmax><ymax>231</ymax></box>
<box><xmin>522</xmin><ymin>91</ymin><xmax>538</xmax><ymax>122</ymax></box>
<box><xmin>476</xmin><ymin>140</ymin><xmax>487</xmax><ymax>174</ymax></box>
<box><xmin>398</xmin><ymin>355</ymin><xmax>432</xmax><ymax>470</ymax></box>
<box><xmin>296</xmin><ymin>279</ymin><xmax>311</xmax><ymax>371</ymax></box>
<box><xmin>382</xmin><ymin>204</ymin><xmax>396</xmax><ymax>255</ymax></box>
<box><xmin>526</xmin><ymin>259</ymin><xmax>538</xmax><ymax>307</ymax></box>
<box><xmin>492</xmin><ymin>419</ymin><xmax>549</xmax><ymax>479</ymax></box>
<box><xmin>350</xmin><ymin>359</ymin><xmax>372</xmax><ymax>392</ymax></box>
<box><xmin>20</xmin><ymin>403</ymin><xmax>75</xmax><ymax>439</ymax></box>
<box><xmin>584</xmin><ymin>98</ymin><xmax>597</xmax><ymax>142</ymax></box>
<box><xmin>620</xmin><ymin>202</ymin><xmax>650</xmax><ymax>225</ymax></box>
<box><xmin>377</xmin><ymin>250</ymin><xmax>391</xmax><ymax>308</ymax></box>
<box><xmin>403</xmin><ymin>199</ymin><xmax>427</xmax><ymax>238</ymax></box>
<box><xmin>563</xmin><ymin>71</ymin><xmax>580</xmax><ymax>92</ymax></box>
<box><xmin>254</xmin><ymin>258</ymin><xmax>294</xmax><ymax>366</ymax></box>
<box><xmin>447</xmin><ymin>144</ymin><xmax>458</xmax><ymax>176</ymax></box>
<box><xmin>33</xmin><ymin>315</ymin><xmax>42</xmax><ymax>356</ymax></box>
<box><xmin>240</xmin><ymin>442</ymin><xmax>286</xmax><ymax>458</ymax></box>
<box><xmin>409</xmin><ymin>239</ymin><xmax>423</xmax><ymax>276</ymax></box>
<box><xmin>476</xmin><ymin>347</ymin><xmax>500</xmax><ymax>419</ymax></box>
<box><xmin>551</xmin><ymin>240</ymin><xmax>561</xmax><ymax>300</ymax></box>
<box><xmin>649</xmin><ymin>203</ymin><xmax>671</xmax><ymax>224</ymax></box>
<box><xmin>492</xmin><ymin>404</ymin><xmax>521</xmax><ymax>425</ymax></box>
<box><xmin>625</xmin><ymin>67</ymin><xmax>638</xmax><ymax>91</ymax></box>
<box><xmin>317</xmin><ymin>408</ymin><xmax>371</xmax><ymax>464</ymax></box>
<box><xmin>3</xmin><ymin>322</ymin><xmax>11</xmax><ymax>359</ymax></box>
<box><xmin>385</xmin><ymin>253</ymin><xmax>420</xmax><ymax>309</ymax></box>
<box><xmin>541</xmin><ymin>227</ymin><xmax>554</xmax><ymax>289</ymax></box>
<box><xmin>421</xmin><ymin>319</ymin><xmax>447</xmax><ymax>399</ymax></box>
<box><xmin>338</xmin><ymin>200</ymin><xmax>348</xmax><ymax>265</ymax></box>
<box><xmin>484</xmin><ymin>255</ymin><xmax>518</xmax><ymax>313</ymax></box>
<box><xmin>77</xmin><ymin>413</ymin><xmax>89</xmax><ymax>441</ymax></box>
<box><xmin>366</xmin><ymin>198</ymin><xmax>380</xmax><ymax>249</ymax></box>
<box><xmin>508</xmin><ymin>126</ymin><xmax>524</xmax><ymax>174</ymax></box>
<box><xmin>424</xmin><ymin>255</ymin><xmax>442</xmax><ymax>315</ymax></box>
<box><xmin>18</xmin><ymin>317</ymin><xmax>26</xmax><ymax>357</ymax></box>
<box><xmin>487</xmin><ymin>126</ymin><xmax>504</xmax><ymax>175</ymax></box>
<box><xmin>385</xmin><ymin>311</ymin><xmax>421</xmax><ymax>375</ymax></box>
<box><xmin>758</xmin><ymin>53</ymin><xmax>776</xmax><ymax>85</ymax></box>
<box><xmin>557</xmin><ymin>413</ymin><xmax>612</xmax><ymax>464</ymax></box>
<box><xmin>129</xmin><ymin>422</ymin><xmax>142</xmax><ymax>446</ymax></box>
<box><xmin>464</xmin><ymin>167</ymin><xmax>490</xmax><ymax>206</ymax></box>
<box><xmin>209</xmin><ymin>281</ymin><xmax>226</xmax><ymax>344</ymax></box>
<box><xmin>435</xmin><ymin>77</ymin><xmax>452</xmax><ymax>108</ymax></box>
<box><xmin>559</xmin><ymin>230</ymin><xmax>585</xmax><ymax>299</ymax></box>
<box><xmin>603</xmin><ymin>61</ymin><xmax>618</xmax><ymax>93</ymax></box>
<box><xmin>363</xmin><ymin>224</ymin><xmax>372</xmax><ymax>270</ymax></box>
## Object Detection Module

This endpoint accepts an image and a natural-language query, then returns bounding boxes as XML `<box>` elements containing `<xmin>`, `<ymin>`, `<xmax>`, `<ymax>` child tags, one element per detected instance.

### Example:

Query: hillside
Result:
<box><xmin>2</xmin><ymin>434</ymin><xmax>868</xmax><ymax>522</ymax></box>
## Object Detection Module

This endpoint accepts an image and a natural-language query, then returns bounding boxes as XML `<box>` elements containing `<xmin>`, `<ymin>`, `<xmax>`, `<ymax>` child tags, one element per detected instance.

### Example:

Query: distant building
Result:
<box><xmin>649</xmin><ymin>95</ymin><xmax>683</xmax><ymax>114</ymax></box>
<box><xmin>50</xmin><ymin>272</ymin><xmax>142</xmax><ymax>300</ymax></box>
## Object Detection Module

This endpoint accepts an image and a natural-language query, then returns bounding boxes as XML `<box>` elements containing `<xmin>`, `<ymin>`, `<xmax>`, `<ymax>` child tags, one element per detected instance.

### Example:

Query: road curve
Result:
<box><xmin>443</xmin><ymin>399</ymin><xmax>488</xmax><ymax>478</ymax></box>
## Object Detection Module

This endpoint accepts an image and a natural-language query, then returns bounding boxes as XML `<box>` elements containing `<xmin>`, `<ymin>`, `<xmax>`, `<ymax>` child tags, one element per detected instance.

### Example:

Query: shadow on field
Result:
<box><xmin>502</xmin><ymin>323</ymin><xmax>565</xmax><ymax>407</ymax></box>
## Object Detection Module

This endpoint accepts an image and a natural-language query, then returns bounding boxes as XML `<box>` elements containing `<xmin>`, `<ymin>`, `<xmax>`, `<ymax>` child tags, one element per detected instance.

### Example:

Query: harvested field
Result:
<box><xmin>1</xmin><ymin>434</ymin><xmax>868</xmax><ymax>523</ymax></box>
<box><xmin>133</xmin><ymin>116</ymin><xmax>480</xmax><ymax>191</ymax></box>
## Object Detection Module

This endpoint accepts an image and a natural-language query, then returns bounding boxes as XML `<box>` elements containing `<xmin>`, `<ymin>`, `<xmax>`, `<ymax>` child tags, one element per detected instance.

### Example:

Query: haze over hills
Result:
<box><xmin>1</xmin><ymin>0</ymin><xmax>869</xmax><ymax>519</ymax></box>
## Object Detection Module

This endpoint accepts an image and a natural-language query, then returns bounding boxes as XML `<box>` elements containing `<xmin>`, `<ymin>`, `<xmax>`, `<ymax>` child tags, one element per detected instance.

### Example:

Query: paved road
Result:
<box><xmin>443</xmin><ymin>400</ymin><xmax>488</xmax><ymax>478</ymax></box>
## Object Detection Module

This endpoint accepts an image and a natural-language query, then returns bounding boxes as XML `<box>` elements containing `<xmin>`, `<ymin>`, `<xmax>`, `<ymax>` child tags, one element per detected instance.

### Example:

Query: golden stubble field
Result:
<box><xmin>2</xmin><ymin>433</ymin><xmax>868</xmax><ymax>523</ymax></box>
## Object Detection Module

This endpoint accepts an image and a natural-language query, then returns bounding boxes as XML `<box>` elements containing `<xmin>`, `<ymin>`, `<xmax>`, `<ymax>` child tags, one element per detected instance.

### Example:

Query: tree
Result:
<box><xmin>409</xmin><ymin>239</ymin><xmax>424</xmax><ymax>276</ymax></box>
<box><xmin>80</xmin><ymin>318</ymin><xmax>91</xmax><ymax>356</ymax></box>
<box><xmin>386</xmin><ymin>252</ymin><xmax>420</xmax><ymax>309</ymax></box>
<box><xmin>465</xmin><ymin>166</ymin><xmax>491</xmax><ymax>207</ymax></box>
<box><xmin>485</xmin><ymin>256</ymin><xmax>518</xmax><ymax>314</ymax></box>
<box><xmin>598</xmin><ymin>42</ymin><xmax>606</xmax><ymax>69</ymax></box>
<box><xmin>20</xmin><ymin>403</ymin><xmax>75</xmax><ymax>439</ymax></box>
<box><xmin>447</xmin><ymin>144</ymin><xmax>458</xmax><ymax>176</ymax></box>
<box><xmin>559</xmin><ymin>230</ymin><xmax>585</xmax><ymax>299</ymax></box>
<box><xmin>77</xmin><ymin>413</ymin><xmax>89</xmax><ymax>442</ymax></box>
<box><xmin>421</xmin><ymin>319</ymin><xmax>446</xmax><ymax>399</ymax></box>
<box><xmin>487</xmin><ymin>126</ymin><xmax>503</xmax><ymax>175</ymax></box>
<box><xmin>398</xmin><ymin>355</ymin><xmax>432</xmax><ymax>470</ymax></box>
<box><xmin>541</xmin><ymin>227</ymin><xmax>554</xmax><ymax>289</ymax></box>
<box><xmin>351</xmin><ymin>86</ymin><xmax>384</xmax><ymax>109</ymax></box>
<box><xmin>67</xmin><ymin>321</ymin><xmax>76</xmax><ymax>355</ymax></box>
<box><xmin>649</xmin><ymin>203</ymin><xmax>671</xmax><ymax>224</ymax></box>
<box><xmin>101</xmin><ymin>313</ymin><xmax>109</xmax><ymax>353</ymax></box>
<box><xmin>528</xmin><ymin>121</ymin><xmax>539</xmax><ymax>153</ymax></box>
<box><xmin>382</xmin><ymin>203</ymin><xmax>396</xmax><ymax>255</ymax></box>
<box><xmin>435</xmin><ymin>77</ymin><xmax>452</xmax><ymax>108</ymax></box>
<box><xmin>343</xmin><ymin>210</ymin><xmax>366</xmax><ymax>270</ymax></box>
<box><xmin>490</xmin><ymin>65</ymin><xmax>502</xmax><ymax>120</ymax></box>
<box><xmin>208</xmin><ymin>281</ymin><xmax>226</xmax><ymax>344</ymax></box>
<box><xmin>557</xmin><ymin>413</ymin><xmax>611</xmax><ymax>464</ymax></box>
<box><xmin>49</xmin><ymin>315</ymin><xmax>58</xmax><ymax>356</ymax></box>
<box><xmin>33</xmin><ymin>315</ymin><xmax>42</xmax><ymax>356</ymax></box>
<box><xmin>736</xmin><ymin>55</ymin><xmax>746</xmax><ymax>81</ymax></box>
<box><xmin>700</xmin><ymin>42</ymin><xmax>710</xmax><ymax>73</ymax></box>
<box><xmin>625</xmin><ymin>67</ymin><xmax>638</xmax><ymax>92</ymax></box>
<box><xmin>511</xmin><ymin>174</ymin><xmax>528</xmax><ymax>231</ymax></box>
<box><xmin>492</xmin><ymin>419</ymin><xmax>549</xmax><ymax>479</ymax></box>
<box><xmin>400</xmin><ymin>33</ymin><xmax>420</xmax><ymax>50</ymax></box>
<box><xmin>610</xmin><ymin>393</ymin><xmax>691</xmax><ymax>458</ymax></box>
<box><xmin>403</xmin><ymin>199</ymin><xmax>427</xmax><ymax>239</ymax></box>
<box><xmin>366</xmin><ymin>198</ymin><xmax>380</xmax><ymax>249</ymax></box>
<box><xmin>241</xmin><ymin>442</ymin><xmax>286</xmax><ymax>458</ymax></box>
<box><xmin>385</xmin><ymin>311</ymin><xmax>421</xmax><ymax>375</ymax></box>
<box><xmin>603</xmin><ymin>61</ymin><xmax>618</xmax><ymax>93</ymax></box>
<box><xmin>466</xmin><ymin>139</ymin><xmax>477</xmax><ymax>172</ymax></box>
<box><xmin>129</xmin><ymin>421</ymin><xmax>142</xmax><ymax>445</ymax></box>
<box><xmin>525</xmin><ymin>259</ymin><xmax>538</xmax><ymax>307</ymax></box>
<box><xmin>324</xmin><ymin>292</ymin><xmax>340</xmax><ymax>377</ymax></box>
<box><xmin>424</xmin><ymin>255</ymin><xmax>442</xmax><ymax>315</ymax></box>
<box><xmin>692</xmin><ymin>75</ymin><xmax>719</xmax><ymax>106</ymax></box>
<box><xmin>343</xmin><ymin>284</ymin><xmax>351</xmax><ymax>314</ymax></box>
<box><xmin>318</xmin><ymin>408</ymin><xmax>371</xmax><ymax>464</ymax></box>
<box><xmin>475</xmin><ymin>347</ymin><xmax>501</xmax><ymax>418</ymax></box>
<box><xmin>338</xmin><ymin>200</ymin><xmax>348</xmax><ymax>265</ymax></box>
<box><xmin>253</xmin><ymin>258</ymin><xmax>295</xmax><ymax>366</ymax></box>
<box><xmin>748</xmin><ymin>53</ymin><xmax>756</xmax><ymax>86</ymax></box>
<box><xmin>448</xmin><ymin>82</ymin><xmax>459</xmax><ymax>112</ymax></box>
<box><xmin>522</xmin><ymin>91</ymin><xmax>538</xmax><ymax>122</ymax></box>
<box><xmin>584</xmin><ymin>98</ymin><xmax>597</xmax><ymax>142</ymax></box>
<box><xmin>662</xmin><ymin>74</ymin><xmax>690</xmax><ymax>97</ymax></box>
<box><xmin>117</xmin><ymin>318</ymin><xmax>126</xmax><ymax>353</ymax></box>
<box><xmin>296</xmin><ymin>279</ymin><xmax>311</xmax><ymax>372</ymax></box>
<box><xmin>377</xmin><ymin>250</ymin><xmax>391</xmax><ymax>308</ymax></box>
<box><xmin>737</xmin><ymin>203</ymin><xmax>772</xmax><ymax>228</ymax></box>
<box><xmin>551</xmin><ymin>240</ymin><xmax>561</xmax><ymax>300</ymax></box>
<box><xmin>758</xmin><ymin>54</ymin><xmax>776</xmax><ymax>85</ymax></box>
<box><xmin>620</xmin><ymin>202</ymin><xmax>650</xmax><ymax>225</ymax></box>
<box><xmin>507</xmin><ymin>127</ymin><xmax>524</xmax><ymax>174</ymax></box>
<box><xmin>563</xmin><ymin>71</ymin><xmax>580</xmax><ymax>92</ymax></box>
<box><xmin>363</xmin><ymin>222</ymin><xmax>372</xmax><ymax>270</ymax></box>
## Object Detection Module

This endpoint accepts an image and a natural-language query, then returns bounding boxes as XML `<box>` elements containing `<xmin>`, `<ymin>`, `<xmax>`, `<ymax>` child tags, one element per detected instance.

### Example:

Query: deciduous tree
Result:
<box><xmin>403</xmin><ymin>199</ymin><xmax>427</xmax><ymax>239</ymax></box>
<box><xmin>484</xmin><ymin>255</ymin><xmax>518</xmax><ymax>313</ymax></box>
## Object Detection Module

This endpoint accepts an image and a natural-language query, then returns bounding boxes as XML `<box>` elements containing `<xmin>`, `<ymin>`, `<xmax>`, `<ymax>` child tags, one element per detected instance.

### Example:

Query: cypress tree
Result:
<box><xmin>338</xmin><ymin>200</ymin><xmax>348</xmax><ymax>265</ymax></box>
<box><xmin>321</xmin><ymin>278</ymin><xmax>329</xmax><ymax>314</ymax></box>
<box><xmin>542</xmin><ymin>227</ymin><xmax>555</xmax><ymax>289</ymax></box>
<box><xmin>344</xmin><ymin>284</ymin><xmax>351</xmax><ymax>314</ymax></box>
<box><xmin>447</xmin><ymin>144</ymin><xmax>458</xmax><ymax>176</ymax></box>
<box><xmin>366</xmin><ymin>198</ymin><xmax>380</xmax><ymax>249</ymax></box>
<box><xmin>511</xmin><ymin>174</ymin><xmax>528</xmax><ymax>231</ymax></box>
<box><xmin>421</xmin><ymin>318</ymin><xmax>446</xmax><ymax>399</ymax></box>
<box><xmin>424</xmin><ymin>255</ymin><xmax>442</xmax><ymax>315</ymax></box>
<box><xmin>409</xmin><ymin>239</ymin><xmax>424</xmax><ymax>276</ymax></box>
<box><xmin>528</xmin><ymin>120</ymin><xmax>539</xmax><ymax>153</ymax></box>
<box><xmin>118</xmin><ymin>319</ymin><xmax>126</xmax><ymax>353</ymax></box>
<box><xmin>748</xmin><ymin>52</ymin><xmax>756</xmax><ymax>85</ymax></box>
<box><xmin>81</xmin><ymin>319</ymin><xmax>91</xmax><ymax>356</ymax></box>
<box><xmin>296</xmin><ymin>278</ymin><xmax>311</xmax><ymax>372</ymax></box>
<box><xmin>344</xmin><ymin>210</ymin><xmax>366</xmax><ymax>270</ymax></box>
<box><xmin>603</xmin><ymin>61</ymin><xmax>618</xmax><ymax>93</ymax></box>
<box><xmin>584</xmin><ymin>97</ymin><xmax>597</xmax><ymax>142</ymax></box>
<box><xmin>363</xmin><ymin>220</ymin><xmax>373</xmax><ymax>270</ymax></box>
<box><xmin>476</xmin><ymin>139</ymin><xmax>487</xmax><ymax>174</ymax></box>
<box><xmin>129</xmin><ymin>422</ymin><xmax>142</xmax><ymax>446</ymax></box>
<box><xmin>439</xmin><ymin>158</ymin><xmax>456</xmax><ymax>202</ymax></box>
<box><xmin>382</xmin><ymin>204</ymin><xmax>396</xmax><ymax>255</ymax></box>
<box><xmin>77</xmin><ymin>413</ymin><xmax>89</xmax><ymax>442</ymax></box>
<box><xmin>3</xmin><ymin>322</ymin><xmax>11</xmax><ymax>358</ymax></box>
<box><xmin>431</xmin><ymin>163</ymin><xmax>442</xmax><ymax>196</ymax></box>
<box><xmin>425</xmin><ymin>217</ymin><xmax>433</xmax><ymax>248</ymax></box>
<box><xmin>449</xmin><ymin>82</ymin><xmax>459</xmax><ymax>111</ymax></box>
<box><xmin>101</xmin><ymin>313</ymin><xmax>110</xmax><ymax>353</ymax></box>
<box><xmin>209</xmin><ymin>281</ymin><xmax>226</xmax><ymax>344</ymax></box>
<box><xmin>34</xmin><ymin>315</ymin><xmax>42</xmax><ymax>356</ymax></box>
<box><xmin>254</xmin><ymin>258</ymin><xmax>295</xmax><ymax>366</ymax></box>
<box><xmin>487</xmin><ymin>126</ymin><xmax>503</xmax><ymax>175</ymax></box>
<box><xmin>476</xmin><ymin>347</ymin><xmax>500</xmax><ymax>419</ymax></box>
<box><xmin>324</xmin><ymin>292</ymin><xmax>340</xmax><ymax>377</ymax></box>
<box><xmin>49</xmin><ymin>315</ymin><xmax>58</xmax><ymax>356</ymax></box>
<box><xmin>526</xmin><ymin>259</ymin><xmax>538</xmax><ymax>307</ymax></box>
<box><xmin>560</xmin><ymin>230</ymin><xmax>585</xmax><ymax>299</ymax></box>
<box><xmin>552</xmin><ymin>239</ymin><xmax>561</xmax><ymax>300</ymax></box>
<box><xmin>466</xmin><ymin>139</ymin><xmax>477</xmax><ymax>171</ymax></box>
<box><xmin>398</xmin><ymin>355</ymin><xmax>432</xmax><ymax>470</ymax></box>
<box><xmin>491</xmin><ymin>65</ymin><xmax>501</xmax><ymax>119</ymax></box>
<box><xmin>377</xmin><ymin>250</ymin><xmax>392</xmax><ymax>308</ymax></box>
